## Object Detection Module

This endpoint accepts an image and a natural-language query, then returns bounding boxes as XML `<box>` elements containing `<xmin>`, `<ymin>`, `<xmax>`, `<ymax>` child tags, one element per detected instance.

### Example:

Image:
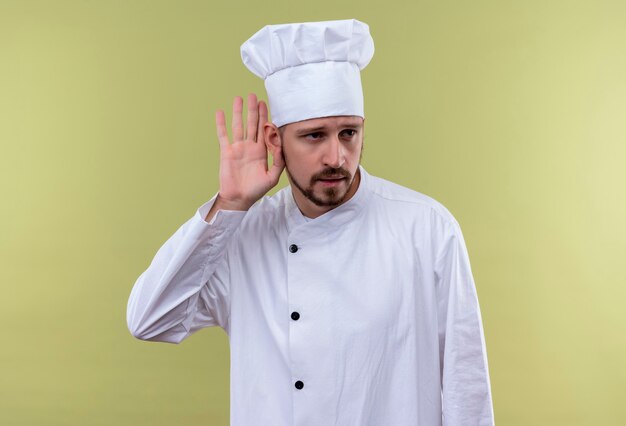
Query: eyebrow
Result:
<box><xmin>295</xmin><ymin>122</ymin><xmax>363</xmax><ymax>135</ymax></box>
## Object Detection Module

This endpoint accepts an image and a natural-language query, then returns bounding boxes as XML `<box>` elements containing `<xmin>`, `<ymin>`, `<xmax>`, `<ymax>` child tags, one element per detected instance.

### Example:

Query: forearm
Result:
<box><xmin>441</xmin><ymin>307</ymin><xmax>494</xmax><ymax>425</ymax></box>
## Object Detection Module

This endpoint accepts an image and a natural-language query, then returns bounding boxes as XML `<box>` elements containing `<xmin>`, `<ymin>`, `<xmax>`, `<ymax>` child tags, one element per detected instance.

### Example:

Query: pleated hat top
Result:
<box><xmin>240</xmin><ymin>19</ymin><xmax>375</xmax><ymax>127</ymax></box>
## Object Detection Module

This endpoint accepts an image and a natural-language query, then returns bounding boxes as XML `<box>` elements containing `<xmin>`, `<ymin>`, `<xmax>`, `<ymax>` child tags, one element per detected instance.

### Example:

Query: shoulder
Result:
<box><xmin>235</xmin><ymin>186</ymin><xmax>290</xmax><ymax>230</ymax></box>
<box><xmin>365</xmin><ymin>172</ymin><xmax>459</xmax><ymax>229</ymax></box>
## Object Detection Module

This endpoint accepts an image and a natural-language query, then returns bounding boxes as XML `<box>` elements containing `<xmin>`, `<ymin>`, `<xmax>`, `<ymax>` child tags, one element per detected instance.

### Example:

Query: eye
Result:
<box><xmin>341</xmin><ymin>129</ymin><xmax>357</xmax><ymax>138</ymax></box>
<box><xmin>304</xmin><ymin>132</ymin><xmax>324</xmax><ymax>141</ymax></box>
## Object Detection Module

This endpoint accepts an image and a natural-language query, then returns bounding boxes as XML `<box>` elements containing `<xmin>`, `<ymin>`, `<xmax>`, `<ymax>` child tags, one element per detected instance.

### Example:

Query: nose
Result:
<box><xmin>322</xmin><ymin>134</ymin><xmax>345</xmax><ymax>169</ymax></box>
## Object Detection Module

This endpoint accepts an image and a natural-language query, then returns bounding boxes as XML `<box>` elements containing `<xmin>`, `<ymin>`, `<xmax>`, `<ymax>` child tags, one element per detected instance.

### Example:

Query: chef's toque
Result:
<box><xmin>240</xmin><ymin>19</ymin><xmax>375</xmax><ymax>128</ymax></box>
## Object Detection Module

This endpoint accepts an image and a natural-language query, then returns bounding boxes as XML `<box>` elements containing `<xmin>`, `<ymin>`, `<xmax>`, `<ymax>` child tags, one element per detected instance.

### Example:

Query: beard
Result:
<box><xmin>282</xmin><ymin>149</ymin><xmax>361</xmax><ymax>208</ymax></box>
<box><xmin>286</xmin><ymin>165</ymin><xmax>354</xmax><ymax>207</ymax></box>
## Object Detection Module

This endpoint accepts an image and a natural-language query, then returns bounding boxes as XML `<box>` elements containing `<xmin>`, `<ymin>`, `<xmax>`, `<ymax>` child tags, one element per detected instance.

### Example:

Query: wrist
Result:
<box><xmin>214</xmin><ymin>194</ymin><xmax>254</xmax><ymax>212</ymax></box>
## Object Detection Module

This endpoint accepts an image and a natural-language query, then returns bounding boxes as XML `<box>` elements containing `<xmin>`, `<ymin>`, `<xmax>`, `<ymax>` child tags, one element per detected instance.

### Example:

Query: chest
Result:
<box><xmin>231</xmin><ymin>220</ymin><xmax>426</xmax><ymax>337</ymax></box>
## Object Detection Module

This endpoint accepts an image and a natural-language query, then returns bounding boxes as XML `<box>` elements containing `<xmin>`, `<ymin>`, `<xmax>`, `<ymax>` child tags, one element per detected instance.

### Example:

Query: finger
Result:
<box><xmin>256</xmin><ymin>100</ymin><xmax>268</xmax><ymax>144</ymax></box>
<box><xmin>245</xmin><ymin>93</ymin><xmax>258</xmax><ymax>142</ymax></box>
<box><xmin>215</xmin><ymin>110</ymin><xmax>229</xmax><ymax>149</ymax></box>
<box><xmin>232</xmin><ymin>96</ymin><xmax>244</xmax><ymax>142</ymax></box>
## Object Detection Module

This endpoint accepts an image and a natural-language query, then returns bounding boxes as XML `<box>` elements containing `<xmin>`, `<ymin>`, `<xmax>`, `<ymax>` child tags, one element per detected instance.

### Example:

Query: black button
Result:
<box><xmin>289</xmin><ymin>244</ymin><xmax>298</xmax><ymax>253</ymax></box>
<box><xmin>294</xmin><ymin>380</ymin><xmax>304</xmax><ymax>390</ymax></box>
<box><xmin>291</xmin><ymin>311</ymin><xmax>300</xmax><ymax>321</ymax></box>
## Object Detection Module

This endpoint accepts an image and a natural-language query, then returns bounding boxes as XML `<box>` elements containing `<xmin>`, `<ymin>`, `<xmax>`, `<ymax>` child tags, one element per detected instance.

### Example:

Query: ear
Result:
<box><xmin>264</xmin><ymin>122</ymin><xmax>282</xmax><ymax>158</ymax></box>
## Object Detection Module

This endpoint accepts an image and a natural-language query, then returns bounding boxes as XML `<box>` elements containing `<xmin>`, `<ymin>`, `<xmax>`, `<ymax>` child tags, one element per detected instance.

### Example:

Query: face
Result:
<box><xmin>273</xmin><ymin>115</ymin><xmax>364</xmax><ymax>217</ymax></box>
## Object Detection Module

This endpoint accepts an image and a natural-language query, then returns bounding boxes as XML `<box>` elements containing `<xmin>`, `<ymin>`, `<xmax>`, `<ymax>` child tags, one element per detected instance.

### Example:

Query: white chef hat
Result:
<box><xmin>240</xmin><ymin>19</ymin><xmax>375</xmax><ymax>128</ymax></box>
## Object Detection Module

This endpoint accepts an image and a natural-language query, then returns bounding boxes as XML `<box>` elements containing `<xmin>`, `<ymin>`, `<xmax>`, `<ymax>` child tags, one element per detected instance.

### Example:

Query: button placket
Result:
<box><xmin>287</xmin><ymin>234</ymin><xmax>310</xmax><ymax>400</ymax></box>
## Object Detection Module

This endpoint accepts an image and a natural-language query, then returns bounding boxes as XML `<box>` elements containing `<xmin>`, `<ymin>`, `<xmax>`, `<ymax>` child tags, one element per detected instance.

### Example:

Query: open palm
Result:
<box><xmin>215</xmin><ymin>93</ymin><xmax>284</xmax><ymax>210</ymax></box>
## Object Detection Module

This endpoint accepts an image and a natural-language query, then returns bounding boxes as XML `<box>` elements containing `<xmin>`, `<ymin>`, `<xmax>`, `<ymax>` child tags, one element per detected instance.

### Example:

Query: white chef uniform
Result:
<box><xmin>127</xmin><ymin>165</ymin><xmax>495</xmax><ymax>425</ymax></box>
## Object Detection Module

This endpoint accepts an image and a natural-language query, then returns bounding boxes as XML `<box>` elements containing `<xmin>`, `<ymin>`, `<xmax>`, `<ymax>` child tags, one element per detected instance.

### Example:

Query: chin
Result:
<box><xmin>319</xmin><ymin>188</ymin><xmax>349</xmax><ymax>206</ymax></box>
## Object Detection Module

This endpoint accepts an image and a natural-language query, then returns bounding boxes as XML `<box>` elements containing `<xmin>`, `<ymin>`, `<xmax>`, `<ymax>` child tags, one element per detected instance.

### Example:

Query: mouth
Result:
<box><xmin>317</xmin><ymin>176</ymin><xmax>347</xmax><ymax>187</ymax></box>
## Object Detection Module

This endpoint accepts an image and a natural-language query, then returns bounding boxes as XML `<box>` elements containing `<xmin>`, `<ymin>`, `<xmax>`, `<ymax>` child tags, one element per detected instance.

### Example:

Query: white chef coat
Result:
<box><xmin>127</xmin><ymin>165</ymin><xmax>494</xmax><ymax>426</ymax></box>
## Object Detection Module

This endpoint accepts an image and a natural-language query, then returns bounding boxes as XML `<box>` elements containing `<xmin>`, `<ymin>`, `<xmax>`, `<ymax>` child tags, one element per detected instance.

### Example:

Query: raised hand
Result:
<box><xmin>213</xmin><ymin>93</ymin><xmax>284</xmax><ymax>213</ymax></box>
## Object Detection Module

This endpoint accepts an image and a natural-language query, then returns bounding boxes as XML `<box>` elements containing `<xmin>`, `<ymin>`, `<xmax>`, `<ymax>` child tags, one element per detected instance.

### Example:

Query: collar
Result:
<box><xmin>284</xmin><ymin>165</ymin><xmax>372</xmax><ymax>234</ymax></box>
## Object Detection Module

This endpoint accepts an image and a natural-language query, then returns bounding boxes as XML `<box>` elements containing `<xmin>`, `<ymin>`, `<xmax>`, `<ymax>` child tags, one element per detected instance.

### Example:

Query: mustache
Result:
<box><xmin>311</xmin><ymin>167</ymin><xmax>351</xmax><ymax>183</ymax></box>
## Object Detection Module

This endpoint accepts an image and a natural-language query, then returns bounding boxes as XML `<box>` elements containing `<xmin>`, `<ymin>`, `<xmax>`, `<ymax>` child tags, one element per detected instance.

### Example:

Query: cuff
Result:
<box><xmin>195</xmin><ymin>192</ymin><xmax>248</xmax><ymax>227</ymax></box>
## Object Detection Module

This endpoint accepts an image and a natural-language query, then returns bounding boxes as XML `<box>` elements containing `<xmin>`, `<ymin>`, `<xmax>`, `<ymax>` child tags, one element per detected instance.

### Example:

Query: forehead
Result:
<box><xmin>285</xmin><ymin>115</ymin><xmax>363</xmax><ymax>132</ymax></box>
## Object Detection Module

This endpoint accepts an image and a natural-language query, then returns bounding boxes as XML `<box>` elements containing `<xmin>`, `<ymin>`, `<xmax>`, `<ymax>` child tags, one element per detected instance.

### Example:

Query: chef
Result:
<box><xmin>127</xmin><ymin>18</ymin><xmax>495</xmax><ymax>426</ymax></box>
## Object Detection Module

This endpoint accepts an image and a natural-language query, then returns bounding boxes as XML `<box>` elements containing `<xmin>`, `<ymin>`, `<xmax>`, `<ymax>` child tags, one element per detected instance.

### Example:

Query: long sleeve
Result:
<box><xmin>126</xmin><ymin>195</ymin><xmax>247</xmax><ymax>343</ymax></box>
<box><xmin>435</xmin><ymin>219</ymin><xmax>495</xmax><ymax>425</ymax></box>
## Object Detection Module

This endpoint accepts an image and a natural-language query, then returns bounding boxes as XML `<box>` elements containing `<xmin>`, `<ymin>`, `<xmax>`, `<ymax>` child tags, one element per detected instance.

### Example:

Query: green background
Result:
<box><xmin>2</xmin><ymin>0</ymin><xmax>625</xmax><ymax>424</ymax></box>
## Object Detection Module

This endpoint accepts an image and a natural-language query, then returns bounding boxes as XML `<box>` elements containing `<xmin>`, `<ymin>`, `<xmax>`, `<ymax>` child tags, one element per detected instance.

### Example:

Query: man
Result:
<box><xmin>127</xmin><ymin>19</ymin><xmax>494</xmax><ymax>425</ymax></box>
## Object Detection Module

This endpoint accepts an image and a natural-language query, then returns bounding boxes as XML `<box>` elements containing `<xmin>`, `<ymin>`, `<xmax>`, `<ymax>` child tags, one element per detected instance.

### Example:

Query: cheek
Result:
<box><xmin>283</xmin><ymin>147</ymin><xmax>317</xmax><ymax>174</ymax></box>
<box><xmin>347</xmin><ymin>142</ymin><xmax>363</xmax><ymax>161</ymax></box>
